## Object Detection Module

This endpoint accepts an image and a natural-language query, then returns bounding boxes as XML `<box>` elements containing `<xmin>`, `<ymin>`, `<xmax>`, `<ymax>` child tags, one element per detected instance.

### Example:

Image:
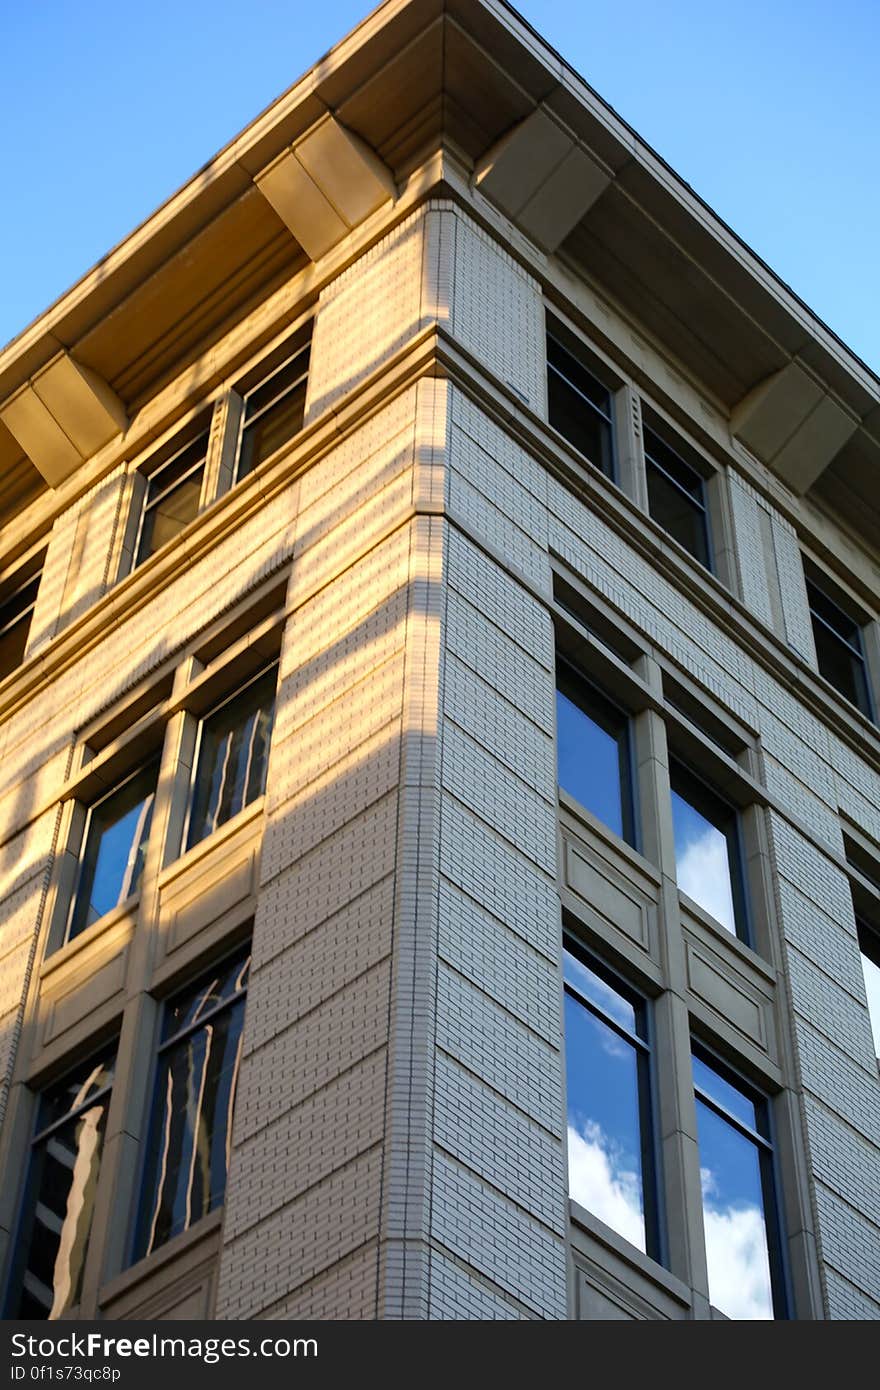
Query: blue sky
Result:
<box><xmin>3</xmin><ymin>1</ymin><xmax>878</xmax><ymax>373</ymax></box>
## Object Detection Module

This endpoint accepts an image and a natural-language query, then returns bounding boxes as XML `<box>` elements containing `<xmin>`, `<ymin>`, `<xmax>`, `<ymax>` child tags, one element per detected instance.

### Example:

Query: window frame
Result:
<box><xmin>232</xmin><ymin>328</ymin><xmax>311</xmax><ymax>486</ymax></box>
<box><xmin>545</xmin><ymin>318</ymin><xmax>618</xmax><ymax>482</ymax></box>
<box><xmin>180</xmin><ymin>659</ymin><xmax>279</xmax><ymax>855</ymax></box>
<box><xmin>668</xmin><ymin>757</ymin><xmax>751</xmax><ymax>945</ymax></box>
<box><xmin>556</xmin><ymin>655</ymin><xmax>637</xmax><ymax>849</ymax></box>
<box><xmin>691</xmin><ymin>1041</ymin><xmax>789</xmax><ymax>1320</ymax></box>
<box><xmin>643</xmin><ymin>422</ymin><xmax>713</xmax><ymax>572</ymax></box>
<box><xmin>563</xmin><ymin>934</ymin><xmax>662</xmax><ymax>1263</ymax></box>
<box><xmin>131</xmin><ymin>428</ymin><xmax>211</xmax><ymax>572</ymax></box>
<box><xmin>804</xmin><ymin>570</ymin><xmax>875</xmax><ymax>722</ymax></box>
<box><xmin>3</xmin><ymin>1046</ymin><xmax>116</xmax><ymax>1319</ymax></box>
<box><xmin>0</xmin><ymin>548</ymin><xmax>44</xmax><ymax>683</ymax></box>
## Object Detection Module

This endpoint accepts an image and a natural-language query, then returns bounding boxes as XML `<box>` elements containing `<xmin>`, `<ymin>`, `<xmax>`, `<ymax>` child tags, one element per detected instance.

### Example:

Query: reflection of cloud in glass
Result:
<box><xmin>860</xmin><ymin>951</ymin><xmax>880</xmax><ymax>1059</ymax></box>
<box><xmin>675</xmin><ymin>819</ymin><xmax>736</xmax><ymax>933</ymax></box>
<box><xmin>700</xmin><ymin>1168</ymin><xmax>773</xmax><ymax>1320</ymax></box>
<box><xmin>567</xmin><ymin>1121</ymin><xmax>645</xmax><ymax>1251</ymax></box>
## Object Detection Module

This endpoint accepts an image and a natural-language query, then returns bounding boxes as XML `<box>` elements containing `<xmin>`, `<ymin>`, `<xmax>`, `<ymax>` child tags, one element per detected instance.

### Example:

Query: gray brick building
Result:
<box><xmin>0</xmin><ymin>0</ymin><xmax>878</xmax><ymax>1321</ymax></box>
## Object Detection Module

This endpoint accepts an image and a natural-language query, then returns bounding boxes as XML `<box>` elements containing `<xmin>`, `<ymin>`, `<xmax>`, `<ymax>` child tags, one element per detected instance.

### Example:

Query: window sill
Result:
<box><xmin>99</xmin><ymin>1207</ymin><xmax>223</xmax><ymax>1308</ymax></box>
<box><xmin>559</xmin><ymin>790</ymin><xmax>661</xmax><ymax>886</ymax></box>
<box><xmin>678</xmin><ymin>891</ymin><xmax>776</xmax><ymax>984</ymax></box>
<box><xmin>569</xmin><ymin>1199</ymin><xmax>691</xmax><ymax>1308</ymax></box>
<box><xmin>160</xmin><ymin>796</ymin><xmax>265</xmax><ymax>888</ymax></box>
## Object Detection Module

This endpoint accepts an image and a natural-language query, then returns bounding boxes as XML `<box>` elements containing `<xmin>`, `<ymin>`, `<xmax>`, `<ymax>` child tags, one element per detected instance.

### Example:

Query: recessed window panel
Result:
<box><xmin>135</xmin><ymin>951</ymin><xmax>249</xmax><ymax>1259</ymax></box>
<box><xmin>670</xmin><ymin>762</ymin><xmax>745</xmax><ymax>939</ymax></box>
<box><xmin>547</xmin><ymin>333</ymin><xmax>614</xmax><ymax>478</ymax></box>
<box><xmin>806</xmin><ymin>577</ymin><xmax>873</xmax><ymax>719</ymax></box>
<box><xmin>68</xmin><ymin>762</ymin><xmax>159</xmax><ymax>940</ymax></box>
<box><xmin>186</xmin><ymin>664</ymin><xmax>277</xmax><ymax>849</ymax></box>
<box><xmin>644</xmin><ymin>427</ymin><xmax>710</xmax><ymax>569</ymax></box>
<box><xmin>556</xmin><ymin>664</ymin><xmax>632</xmax><ymax>843</ymax></box>
<box><xmin>564</xmin><ymin>947</ymin><xmax>656</xmax><ymax>1256</ymax></box>
<box><xmin>5</xmin><ymin>1052</ymin><xmax>115</xmax><ymax>1319</ymax></box>
<box><xmin>135</xmin><ymin>433</ymin><xmax>208</xmax><ymax>567</ymax></box>
<box><xmin>0</xmin><ymin>558</ymin><xmax>42</xmax><ymax>682</ymax></box>
<box><xmin>236</xmin><ymin>338</ymin><xmax>310</xmax><ymax>482</ymax></box>
<box><xmin>693</xmin><ymin>1051</ymin><xmax>783</xmax><ymax>1320</ymax></box>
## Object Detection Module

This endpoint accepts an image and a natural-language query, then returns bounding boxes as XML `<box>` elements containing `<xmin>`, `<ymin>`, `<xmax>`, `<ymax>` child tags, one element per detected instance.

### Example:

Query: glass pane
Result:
<box><xmin>811</xmin><ymin>618</ymin><xmax>871</xmax><ymax>716</ymax></box>
<box><xmin>860</xmin><ymin>947</ymin><xmax>880</xmax><ymax>1060</ymax></box>
<box><xmin>137</xmin><ymin>983</ymin><xmax>247</xmax><ymax>1257</ymax></box>
<box><xmin>692</xmin><ymin>1054</ymin><xmax>758</xmax><ymax>1132</ymax></box>
<box><xmin>69</xmin><ymin>764</ymin><xmax>158</xmax><ymax>939</ymax></box>
<box><xmin>547</xmin><ymin>340</ymin><xmax>614</xmax><ymax>477</ymax></box>
<box><xmin>670</xmin><ymin>784</ymin><xmax>737</xmax><ymax>934</ymax></box>
<box><xmin>646</xmin><ymin>460</ymin><xmax>710</xmax><ymax>568</ymax></box>
<box><xmin>137</xmin><ymin>474</ymin><xmax>203</xmax><ymax>565</ymax></box>
<box><xmin>695</xmin><ymin>1095</ymin><xmax>774</xmax><ymax>1319</ymax></box>
<box><xmin>556</xmin><ymin>684</ymin><xmax>625</xmax><ymax>839</ymax></box>
<box><xmin>237</xmin><ymin>351</ymin><xmax>309</xmax><ymax>480</ymax></box>
<box><xmin>10</xmin><ymin>1057</ymin><xmax>113</xmax><ymax>1319</ymax></box>
<box><xmin>37</xmin><ymin>1056</ymin><xmax>115</xmax><ymax>1134</ymax></box>
<box><xmin>565</xmin><ymin>990</ymin><xmax>647</xmax><ymax>1251</ymax></box>
<box><xmin>563</xmin><ymin>948</ymin><xmax>637</xmax><ymax>1034</ymax></box>
<box><xmin>187</xmin><ymin>667</ymin><xmax>277</xmax><ymax>848</ymax></box>
<box><xmin>164</xmin><ymin>953</ymin><xmax>250</xmax><ymax>1042</ymax></box>
<box><xmin>0</xmin><ymin>609</ymin><xmax>33</xmax><ymax>681</ymax></box>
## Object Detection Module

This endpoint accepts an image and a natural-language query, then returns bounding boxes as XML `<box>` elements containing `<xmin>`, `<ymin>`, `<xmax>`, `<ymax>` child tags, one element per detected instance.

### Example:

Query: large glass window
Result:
<box><xmin>693</xmin><ymin>1050</ymin><xmax>785</xmax><ymax>1320</ymax></box>
<box><xmin>806</xmin><ymin>576</ymin><xmax>873</xmax><ymax>720</ymax></box>
<box><xmin>0</xmin><ymin>554</ymin><xmax>42</xmax><ymax>682</ymax></box>
<box><xmin>68</xmin><ymin>762</ymin><xmax>159</xmax><ymax>941</ymax></box>
<box><xmin>670</xmin><ymin>761</ymin><xmax>747</xmax><ymax>940</ymax></box>
<box><xmin>134</xmin><ymin>949</ymin><xmax>249</xmax><ymax>1260</ymax></box>
<box><xmin>186</xmin><ymin>664</ymin><xmax>277</xmax><ymax>850</ymax></box>
<box><xmin>556</xmin><ymin>661</ymin><xmax>634</xmax><ymax>844</ymax></box>
<box><xmin>235</xmin><ymin>334</ymin><xmax>310</xmax><ymax>483</ymax></box>
<box><xmin>644</xmin><ymin>426</ymin><xmax>711</xmax><ymax>569</ymax></box>
<box><xmin>547</xmin><ymin>331</ymin><xmax>614</xmax><ymax>478</ymax></box>
<box><xmin>4</xmin><ymin>1052</ymin><xmax>115</xmax><ymax>1318</ymax></box>
<box><xmin>564</xmin><ymin>945</ymin><xmax>658</xmax><ymax>1257</ymax></box>
<box><xmin>135</xmin><ymin>432</ymin><xmax>208</xmax><ymax>568</ymax></box>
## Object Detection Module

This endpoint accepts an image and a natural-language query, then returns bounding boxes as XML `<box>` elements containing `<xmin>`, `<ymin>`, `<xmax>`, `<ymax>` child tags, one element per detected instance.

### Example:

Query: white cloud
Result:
<box><xmin>702</xmin><ymin>1195</ymin><xmax>774</xmax><ymax>1319</ymax></box>
<box><xmin>677</xmin><ymin>826</ymin><xmax>736</xmax><ymax>933</ymax></box>
<box><xmin>567</xmin><ymin>1121</ymin><xmax>645</xmax><ymax>1251</ymax></box>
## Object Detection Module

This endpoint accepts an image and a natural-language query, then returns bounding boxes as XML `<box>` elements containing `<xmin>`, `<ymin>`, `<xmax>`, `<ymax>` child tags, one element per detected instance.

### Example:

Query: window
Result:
<box><xmin>134</xmin><ymin>949</ymin><xmax>249</xmax><ymax>1260</ymax></box>
<box><xmin>185</xmin><ymin>663</ymin><xmax>277</xmax><ymax>850</ymax></box>
<box><xmin>556</xmin><ymin>661</ymin><xmax>634</xmax><ymax>844</ymax></box>
<box><xmin>692</xmin><ymin>1049</ymin><xmax>786</xmax><ymax>1319</ymax></box>
<box><xmin>4</xmin><ymin>1051</ymin><xmax>114</xmax><ymax>1318</ymax></box>
<box><xmin>805</xmin><ymin>574</ymin><xmax>873</xmax><ymax>720</ymax></box>
<box><xmin>670</xmin><ymin>760</ymin><xmax>748</xmax><ymax>940</ymax></box>
<box><xmin>134</xmin><ymin>431</ymin><xmax>209</xmax><ymax>568</ymax></box>
<box><xmin>547</xmin><ymin>329</ymin><xmax>614</xmax><ymax>478</ymax></box>
<box><xmin>644</xmin><ymin>426</ymin><xmax>711</xmax><ymax>569</ymax></box>
<box><xmin>235</xmin><ymin>331</ymin><xmax>311</xmax><ymax>483</ymax></box>
<box><xmin>0</xmin><ymin>552</ymin><xmax>43</xmax><ymax>681</ymax></box>
<box><xmin>858</xmin><ymin>923</ymin><xmax>880</xmax><ymax>1063</ymax></box>
<box><xmin>67</xmin><ymin>761</ymin><xmax>159</xmax><ymax>941</ymax></box>
<box><xmin>564</xmin><ymin>944</ymin><xmax>658</xmax><ymax>1257</ymax></box>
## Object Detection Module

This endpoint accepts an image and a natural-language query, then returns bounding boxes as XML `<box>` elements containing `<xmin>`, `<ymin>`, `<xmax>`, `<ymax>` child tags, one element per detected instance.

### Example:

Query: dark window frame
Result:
<box><xmin>564</xmin><ymin>935</ymin><xmax>662</xmax><ymax>1263</ymax></box>
<box><xmin>65</xmin><ymin>758</ymin><xmax>160</xmax><ymax>944</ymax></box>
<box><xmin>234</xmin><ymin>332</ymin><xmax>311</xmax><ymax>485</ymax></box>
<box><xmin>669</xmin><ymin>757</ymin><xmax>751</xmax><ymax>944</ymax></box>
<box><xmin>133</xmin><ymin>429</ymin><xmax>210</xmax><ymax>570</ymax></box>
<box><xmin>131</xmin><ymin>946</ymin><xmax>250</xmax><ymax>1264</ymax></box>
<box><xmin>643</xmin><ymin>425</ymin><xmax>713</xmax><ymax>571</ymax></box>
<box><xmin>546</xmin><ymin>327</ymin><xmax>617</xmax><ymax>481</ymax></box>
<box><xmin>182</xmin><ymin>660</ymin><xmax>278</xmax><ymax>853</ymax></box>
<box><xmin>805</xmin><ymin>573</ymin><xmax>874</xmax><ymax>721</ymax></box>
<box><xmin>0</xmin><ymin>553</ymin><xmax>44</xmax><ymax>682</ymax></box>
<box><xmin>691</xmin><ymin>1042</ymin><xmax>789</xmax><ymax>1319</ymax></box>
<box><xmin>556</xmin><ymin>656</ymin><xmax>637</xmax><ymax>848</ymax></box>
<box><xmin>3</xmin><ymin>1047</ymin><xmax>115</xmax><ymax>1319</ymax></box>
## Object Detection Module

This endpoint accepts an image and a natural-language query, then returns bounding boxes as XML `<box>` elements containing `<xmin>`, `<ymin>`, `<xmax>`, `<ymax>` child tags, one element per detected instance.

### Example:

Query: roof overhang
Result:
<box><xmin>1</xmin><ymin>0</ymin><xmax>877</xmax><ymax>541</ymax></box>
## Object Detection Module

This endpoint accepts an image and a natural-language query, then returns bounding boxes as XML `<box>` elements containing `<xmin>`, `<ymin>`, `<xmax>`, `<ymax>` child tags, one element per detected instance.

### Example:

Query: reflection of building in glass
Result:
<box><xmin>0</xmin><ymin>0</ymin><xmax>878</xmax><ymax>1323</ymax></box>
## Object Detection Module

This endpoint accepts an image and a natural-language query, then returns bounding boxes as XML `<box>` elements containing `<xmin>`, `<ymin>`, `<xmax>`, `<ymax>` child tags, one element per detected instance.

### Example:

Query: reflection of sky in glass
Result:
<box><xmin>671</xmin><ymin>788</ymin><xmax>736</xmax><ymax>933</ymax></box>
<box><xmin>860</xmin><ymin>950</ymin><xmax>880</xmax><ymax>1060</ymax></box>
<box><xmin>556</xmin><ymin>688</ymin><xmax>623</xmax><ymax>837</ymax></box>
<box><xmin>565</xmin><ymin>990</ymin><xmax>646</xmax><ymax>1251</ymax></box>
<box><xmin>564</xmin><ymin>949</ymin><xmax>635</xmax><ymax>1033</ymax></box>
<box><xmin>693</xmin><ymin>1055</ymin><xmax>757</xmax><ymax>1131</ymax></box>
<box><xmin>695</xmin><ymin>1093</ymin><xmax>774</xmax><ymax>1320</ymax></box>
